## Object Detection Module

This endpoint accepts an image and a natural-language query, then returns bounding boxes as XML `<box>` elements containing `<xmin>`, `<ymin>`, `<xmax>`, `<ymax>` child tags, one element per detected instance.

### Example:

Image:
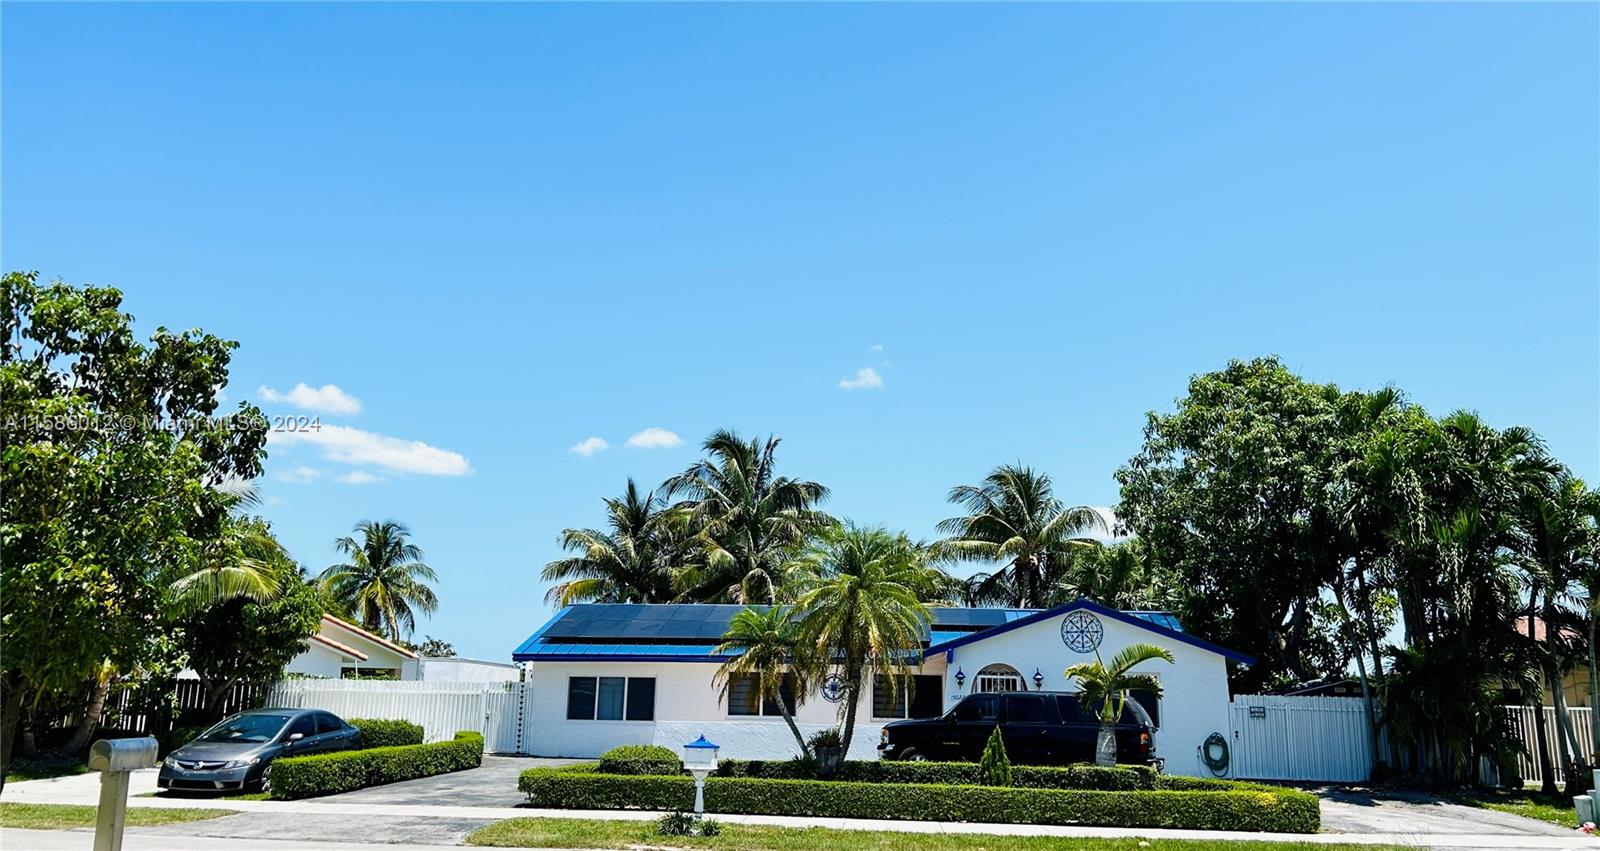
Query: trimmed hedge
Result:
<box><xmin>273</xmin><ymin>731</ymin><xmax>483</xmax><ymax>799</ymax></box>
<box><xmin>598</xmin><ymin>744</ymin><xmax>682</xmax><ymax>776</ymax></box>
<box><xmin>518</xmin><ymin>768</ymin><xmax>1319</xmax><ymax>833</ymax></box>
<box><xmin>348</xmin><ymin>718</ymin><xmax>424</xmax><ymax>750</ymax></box>
<box><xmin>713</xmin><ymin>759</ymin><xmax>1157</xmax><ymax>791</ymax></box>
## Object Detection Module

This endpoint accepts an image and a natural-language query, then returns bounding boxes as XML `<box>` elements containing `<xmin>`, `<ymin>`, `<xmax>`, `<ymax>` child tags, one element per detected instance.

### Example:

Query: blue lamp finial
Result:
<box><xmin>686</xmin><ymin>735</ymin><xmax>719</xmax><ymax>750</ymax></box>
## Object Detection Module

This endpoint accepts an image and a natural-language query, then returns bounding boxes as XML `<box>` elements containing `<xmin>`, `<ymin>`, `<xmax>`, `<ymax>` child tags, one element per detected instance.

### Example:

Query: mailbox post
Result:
<box><xmin>87</xmin><ymin>737</ymin><xmax>157</xmax><ymax>851</ymax></box>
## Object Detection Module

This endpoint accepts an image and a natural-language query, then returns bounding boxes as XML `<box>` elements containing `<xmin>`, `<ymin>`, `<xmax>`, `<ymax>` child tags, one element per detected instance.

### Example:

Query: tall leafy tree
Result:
<box><xmin>1116</xmin><ymin>357</ymin><xmax>1349</xmax><ymax>691</ymax></box>
<box><xmin>711</xmin><ymin>607</ymin><xmax>818</xmax><ymax>758</ymax></box>
<box><xmin>936</xmin><ymin>464</ymin><xmax>1106</xmax><ymax>609</ymax></box>
<box><xmin>791</xmin><ymin>524</ymin><xmax>939</xmax><ymax>757</ymax></box>
<box><xmin>1049</xmin><ymin>540</ymin><xmax>1176</xmax><ymax>611</ymax></box>
<box><xmin>319</xmin><ymin>520</ymin><xmax>439</xmax><ymax>642</ymax></box>
<box><xmin>1064</xmin><ymin>643</ymin><xmax>1173</xmax><ymax>766</ymax></box>
<box><xmin>542</xmin><ymin>479</ymin><xmax>685</xmax><ymax>605</ymax></box>
<box><xmin>666</xmin><ymin>430</ymin><xmax>832</xmax><ymax>603</ymax></box>
<box><xmin>1</xmin><ymin>272</ymin><xmax>267</xmax><ymax>788</ymax></box>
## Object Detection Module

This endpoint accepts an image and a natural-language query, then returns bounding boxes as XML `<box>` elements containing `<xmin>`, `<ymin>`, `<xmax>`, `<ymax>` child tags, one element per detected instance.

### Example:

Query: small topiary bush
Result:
<box><xmin>348</xmin><ymin>718</ymin><xmax>424</xmax><ymax>750</ymax></box>
<box><xmin>714</xmin><ymin>758</ymin><xmax>1156</xmax><ymax>791</ymax></box>
<box><xmin>516</xmin><ymin>768</ymin><xmax>1320</xmax><ymax>833</ymax></box>
<box><xmin>597</xmin><ymin>744</ymin><xmax>682</xmax><ymax>776</ymax></box>
<box><xmin>978</xmin><ymin>728</ymin><xmax>1012</xmax><ymax>787</ymax></box>
<box><xmin>272</xmin><ymin>731</ymin><xmax>483</xmax><ymax>799</ymax></box>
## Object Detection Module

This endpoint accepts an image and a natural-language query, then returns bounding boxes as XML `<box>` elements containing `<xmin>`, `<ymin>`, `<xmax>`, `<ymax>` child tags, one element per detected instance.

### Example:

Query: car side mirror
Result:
<box><xmin>287</xmin><ymin>733</ymin><xmax>304</xmax><ymax>743</ymax></box>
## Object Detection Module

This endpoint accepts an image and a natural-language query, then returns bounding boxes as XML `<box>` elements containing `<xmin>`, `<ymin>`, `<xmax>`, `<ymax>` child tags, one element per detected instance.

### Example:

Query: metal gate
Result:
<box><xmin>1229</xmin><ymin>694</ymin><xmax>1373</xmax><ymax>782</ymax></box>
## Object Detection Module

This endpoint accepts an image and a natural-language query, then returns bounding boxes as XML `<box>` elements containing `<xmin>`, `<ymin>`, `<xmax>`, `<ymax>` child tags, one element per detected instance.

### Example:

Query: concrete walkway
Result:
<box><xmin>5</xmin><ymin>768</ymin><xmax>1595</xmax><ymax>850</ymax></box>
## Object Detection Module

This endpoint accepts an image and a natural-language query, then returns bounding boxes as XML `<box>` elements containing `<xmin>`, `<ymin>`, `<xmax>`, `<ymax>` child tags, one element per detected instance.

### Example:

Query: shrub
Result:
<box><xmin>517</xmin><ymin>769</ymin><xmax>1320</xmax><ymax>833</ymax></box>
<box><xmin>272</xmin><ymin>731</ymin><xmax>483</xmax><ymax>799</ymax></box>
<box><xmin>714</xmin><ymin>758</ymin><xmax>1156</xmax><ymax>791</ymax></box>
<box><xmin>656</xmin><ymin>810</ymin><xmax>721</xmax><ymax>837</ymax></box>
<box><xmin>806</xmin><ymin>729</ymin><xmax>842</xmax><ymax>750</ymax></box>
<box><xmin>598</xmin><ymin>744</ymin><xmax>682</xmax><ymax>776</ymax></box>
<box><xmin>978</xmin><ymin>728</ymin><xmax>1012</xmax><ymax>787</ymax></box>
<box><xmin>348</xmin><ymin>718</ymin><xmax>424</xmax><ymax>750</ymax></box>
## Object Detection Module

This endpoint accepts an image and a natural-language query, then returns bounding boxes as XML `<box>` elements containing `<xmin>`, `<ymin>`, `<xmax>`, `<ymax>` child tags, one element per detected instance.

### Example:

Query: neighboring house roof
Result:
<box><xmin>511</xmin><ymin>600</ymin><xmax>1249</xmax><ymax>664</ymax></box>
<box><xmin>920</xmin><ymin>598</ymin><xmax>1255</xmax><ymax>665</ymax></box>
<box><xmin>320</xmin><ymin>615</ymin><xmax>420</xmax><ymax>660</ymax></box>
<box><xmin>1514</xmin><ymin>615</ymin><xmax>1582</xmax><ymax>645</ymax></box>
<box><xmin>309</xmin><ymin>632</ymin><xmax>369</xmax><ymax>661</ymax></box>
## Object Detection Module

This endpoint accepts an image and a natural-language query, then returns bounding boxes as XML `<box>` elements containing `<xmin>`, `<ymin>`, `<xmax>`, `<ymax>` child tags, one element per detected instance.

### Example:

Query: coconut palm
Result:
<box><xmin>936</xmin><ymin>464</ymin><xmax>1107</xmax><ymax>608</ymax></box>
<box><xmin>318</xmin><ymin>520</ymin><xmax>439</xmax><ymax>642</ymax></box>
<box><xmin>712</xmin><ymin>606</ymin><xmax>818</xmax><ymax>758</ymax></box>
<box><xmin>666</xmin><ymin>430</ymin><xmax>832</xmax><ymax>603</ymax></box>
<box><xmin>167</xmin><ymin>487</ymin><xmax>284</xmax><ymax>614</ymax></box>
<box><xmin>1064</xmin><ymin>643</ymin><xmax>1174</xmax><ymax>766</ymax></box>
<box><xmin>791</xmin><ymin>524</ymin><xmax>938</xmax><ymax>758</ymax></box>
<box><xmin>542</xmin><ymin>479</ymin><xmax>685</xmax><ymax>605</ymax></box>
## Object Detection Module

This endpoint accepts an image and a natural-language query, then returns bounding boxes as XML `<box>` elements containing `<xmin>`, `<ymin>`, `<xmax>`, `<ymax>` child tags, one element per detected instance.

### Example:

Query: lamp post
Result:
<box><xmin>954</xmin><ymin>668</ymin><xmax>966</xmax><ymax>690</ymax></box>
<box><xmin>682</xmin><ymin>735</ymin><xmax>720</xmax><ymax>818</ymax></box>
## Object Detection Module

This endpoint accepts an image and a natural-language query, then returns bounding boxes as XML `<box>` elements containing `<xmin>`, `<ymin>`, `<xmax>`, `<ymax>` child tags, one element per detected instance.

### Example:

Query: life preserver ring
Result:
<box><xmin>1201</xmin><ymin>732</ymin><xmax>1230</xmax><ymax>776</ymax></box>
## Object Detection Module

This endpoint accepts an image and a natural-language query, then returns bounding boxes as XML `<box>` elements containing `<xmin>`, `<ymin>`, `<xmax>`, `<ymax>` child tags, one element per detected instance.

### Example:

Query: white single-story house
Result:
<box><xmin>417</xmin><ymin>656</ymin><xmax>522</xmax><ymax>683</ymax></box>
<box><xmin>511</xmin><ymin>598</ymin><xmax>1252</xmax><ymax>777</ymax></box>
<box><xmin>284</xmin><ymin>615</ymin><xmax>422</xmax><ymax>680</ymax></box>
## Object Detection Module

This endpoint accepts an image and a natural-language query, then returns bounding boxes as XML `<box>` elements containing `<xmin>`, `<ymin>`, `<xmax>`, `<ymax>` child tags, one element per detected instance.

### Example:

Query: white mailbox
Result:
<box><xmin>86</xmin><ymin>736</ymin><xmax>157</xmax><ymax>851</ymax></box>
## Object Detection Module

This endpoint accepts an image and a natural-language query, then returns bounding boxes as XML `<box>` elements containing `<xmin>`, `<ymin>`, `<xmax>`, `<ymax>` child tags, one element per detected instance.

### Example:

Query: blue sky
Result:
<box><xmin>4</xmin><ymin>3</ymin><xmax>1595</xmax><ymax>660</ymax></box>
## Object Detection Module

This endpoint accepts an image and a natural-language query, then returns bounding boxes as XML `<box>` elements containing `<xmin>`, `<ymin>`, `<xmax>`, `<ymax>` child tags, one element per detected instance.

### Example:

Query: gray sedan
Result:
<box><xmin>158</xmin><ymin>708</ymin><xmax>358</xmax><ymax>793</ymax></box>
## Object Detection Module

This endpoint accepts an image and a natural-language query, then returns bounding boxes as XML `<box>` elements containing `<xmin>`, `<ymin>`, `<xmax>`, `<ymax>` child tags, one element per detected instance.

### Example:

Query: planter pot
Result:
<box><xmin>815</xmin><ymin>746</ymin><xmax>843</xmax><ymax>777</ymax></box>
<box><xmin>1095</xmin><ymin>725</ymin><xmax>1117</xmax><ymax>767</ymax></box>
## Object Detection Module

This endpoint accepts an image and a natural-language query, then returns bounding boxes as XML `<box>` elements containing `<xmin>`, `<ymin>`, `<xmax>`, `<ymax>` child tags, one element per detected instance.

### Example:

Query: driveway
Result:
<box><xmin>303</xmin><ymin>755</ymin><xmax>578</xmax><ymax>808</ymax></box>
<box><xmin>1318</xmin><ymin>787</ymin><xmax>1576</xmax><ymax>837</ymax></box>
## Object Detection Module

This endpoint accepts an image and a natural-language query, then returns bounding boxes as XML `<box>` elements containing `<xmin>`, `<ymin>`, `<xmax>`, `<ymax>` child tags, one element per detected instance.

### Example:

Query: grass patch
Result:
<box><xmin>0</xmin><ymin>802</ymin><xmax>233</xmax><ymax>830</ymax></box>
<box><xmin>468</xmin><ymin>818</ymin><xmax>1400</xmax><ymax>850</ymax></box>
<box><xmin>1451</xmin><ymin>789</ymin><xmax>1579</xmax><ymax>828</ymax></box>
<box><xmin>4</xmin><ymin>755</ymin><xmax>92</xmax><ymax>784</ymax></box>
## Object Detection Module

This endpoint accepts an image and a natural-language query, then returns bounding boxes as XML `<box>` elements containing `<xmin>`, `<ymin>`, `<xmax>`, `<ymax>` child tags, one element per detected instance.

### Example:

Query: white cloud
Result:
<box><xmin>838</xmin><ymin>367</ymin><xmax>884</xmax><ymax>391</ymax></box>
<box><xmin>869</xmin><ymin>344</ymin><xmax>884</xmax><ymax>352</ymax></box>
<box><xmin>625</xmin><ymin>427</ymin><xmax>683</xmax><ymax>450</ymax></box>
<box><xmin>337</xmin><ymin>471</ymin><xmax>381</xmax><ymax>485</ymax></box>
<box><xmin>569</xmin><ymin>437</ymin><xmax>610</xmax><ymax>457</ymax></box>
<box><xmin>257</xmin><ymin>383</ymin><xmax>362</xmax><ymax>415</ymax></box>
<box><xmin>275</xmin><ymin>466</ymin><xmax>323</xmax><ymax>484</ymax></box>
<box><xmin>270</xmin><ymin>425</ymin><xmax>473</xmax><ymax>476</ymax></box>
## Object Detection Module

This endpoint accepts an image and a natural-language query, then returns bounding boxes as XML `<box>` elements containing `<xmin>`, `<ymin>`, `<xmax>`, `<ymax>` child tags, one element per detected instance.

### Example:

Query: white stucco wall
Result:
<box><xmin>935</xmin><ymin>611</ymin><xmax>1234</xmax><ymax>777</ymax></box>
<box><xmin>283</xmin><ymin>643</ymin><xmax>346</xmax><ymax>679</ymax></box>
<box><xmin>524</xmin><ymin>659</ymin><xmax>938</xmax><ymax>760</ymax></box>
<box><xmin>418</xmin><ymin>657</ymin><xmax>521</xmax><ymax>682</ymax></box>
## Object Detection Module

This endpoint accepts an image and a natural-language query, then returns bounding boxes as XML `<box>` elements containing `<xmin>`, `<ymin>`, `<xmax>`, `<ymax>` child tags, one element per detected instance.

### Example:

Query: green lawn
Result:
<box><xmin>0</xmin><ymin>802</ymin><xmax>234</xmax><ymax>830</ymax></box>
<box><xmin>4</xmin><ymin>755</ymin><xmax>92</xmax><ymax>784</ymax></box>
<box><xmin>467</xmin><ymin>818</ymin><xmax>1402</xmax><ymax>850</ymax></box>
<box><xmin>1451</xmin><ymin>789</ymin><xmax>1580</xmax><ymax>828</ymax></box>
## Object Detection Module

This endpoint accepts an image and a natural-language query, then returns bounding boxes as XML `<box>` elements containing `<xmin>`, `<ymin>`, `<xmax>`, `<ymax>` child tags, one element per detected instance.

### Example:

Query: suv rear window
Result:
<box><xmin>1005</xmin><ymin>695</ymin><xmax>1048</xmax><ymax>723</ymax></box>
<box><xmin>954</xmin><ymin>694</ymin><xmax>999</xmax><ymax>722</ymax></box>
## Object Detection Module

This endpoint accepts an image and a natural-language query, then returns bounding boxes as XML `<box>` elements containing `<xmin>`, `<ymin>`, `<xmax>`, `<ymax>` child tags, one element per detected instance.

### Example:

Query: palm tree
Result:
<box><xmin>936</xmin><ymin>464</ymin><xmax>1106</xmax><ymax>608</ymax></box>
<box><xmin>712</xmin><ymin>607</ymin><xmax>818</xmax><ymax>758</ymax></box>
<box><xmin>319</xmin><ymin>520</ymin><xmax>439</xmax><ymax>642</ymax></box>
<box><xmin>1051</xmin><ymin>540</ymin><xmax>1173</xmax><ymax>611</ymax></box>
<box><xmin>666</xmin><ymin>430</ymin><xmax>832</xmax><ymax>603</ymax></box>
<box><xmin>791</xmin><ymin>524</ymin><xmax>938</xmax><ymax>758</ymax></box>
<box><xmin>1064</xmin><ymin>643</ymin><xmax>1174</xmax><ymax>766</ymax></box>
<box><xmin>542</xmin><ymin>479</ymin><xmax>685</xmax><ymax>605</ymax></box>
<box><xmin>168</xmin><ymin>486</ymin><xmax>284</xmax><ymax>614</ymax></box>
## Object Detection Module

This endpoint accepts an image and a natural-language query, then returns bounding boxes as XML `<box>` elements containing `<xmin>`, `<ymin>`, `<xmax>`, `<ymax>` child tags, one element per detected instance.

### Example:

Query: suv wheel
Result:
<box><xmin>903</xmin><ymin>749</ymin><xmax>928</xmax><ymax>762</ymax></box>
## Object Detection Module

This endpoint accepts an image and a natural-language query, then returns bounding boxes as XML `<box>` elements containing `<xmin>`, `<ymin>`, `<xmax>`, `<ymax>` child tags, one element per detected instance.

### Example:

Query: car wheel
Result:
<box><xmin>256</xmin><ymin>765</ymin><xmax>272</xmax><ymax>794</ymax></box>
<box><xmin>904</xmin><ymin>749</ymin><xmax>928</xmax><ymax>762</ymax></box>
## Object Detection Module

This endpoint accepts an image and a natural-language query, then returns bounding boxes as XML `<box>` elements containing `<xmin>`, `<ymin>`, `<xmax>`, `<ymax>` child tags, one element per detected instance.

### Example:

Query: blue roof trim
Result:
<box><xmin>921</xmin><ymin>598</ymin><xmax>1255</xmax><ymax>665</ymax></box>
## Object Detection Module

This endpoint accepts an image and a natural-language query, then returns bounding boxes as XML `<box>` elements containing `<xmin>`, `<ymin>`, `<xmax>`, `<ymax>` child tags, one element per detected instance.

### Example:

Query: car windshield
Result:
<box><xmin>199</xmin><ymin>714</ymin><xmax>292</xmax><ymax>744</ymax></box>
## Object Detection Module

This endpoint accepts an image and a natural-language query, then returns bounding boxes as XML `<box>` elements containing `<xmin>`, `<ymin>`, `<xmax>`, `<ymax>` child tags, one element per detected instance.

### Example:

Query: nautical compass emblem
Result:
<box><xmin>1060</xmin><ymin>611</ymin><xmax>1103</xmax><ymax>653</ymax></box>
<box><xmin>821</xmin><ymin>673</ymin><xmax>845</xmax><ymax>703</ymax></box>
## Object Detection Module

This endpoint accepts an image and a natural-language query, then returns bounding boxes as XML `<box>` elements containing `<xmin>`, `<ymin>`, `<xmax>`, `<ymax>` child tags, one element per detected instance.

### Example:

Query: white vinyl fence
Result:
<box><xmin>1229</xmin><ymin>694</ymin><xmax>1373</xmax><ymax>783</ymax></box>
<box><xmin>267</xmin><ymin>679</ymin><xmax>528</xmax><ymax>754</ymax></box>
<box><xmin>1504</xmin><ymin>704</ymin><xmax>1595</xmax><ymax>785</ymax></box>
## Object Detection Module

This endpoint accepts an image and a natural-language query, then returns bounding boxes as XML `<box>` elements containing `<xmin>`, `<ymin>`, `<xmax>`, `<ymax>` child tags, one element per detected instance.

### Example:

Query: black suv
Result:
<box><xmin>877</xmin><ymin>691</ymin><xmax>1157</xmax><ymax>766</ymax></box>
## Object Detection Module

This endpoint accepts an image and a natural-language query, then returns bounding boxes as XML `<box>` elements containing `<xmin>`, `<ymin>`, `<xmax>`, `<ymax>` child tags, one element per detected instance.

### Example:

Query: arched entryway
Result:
<box><xmin>975</xmin><ymin>663</ymin><xmax>1025</xmax><ymax>693</ymax></box>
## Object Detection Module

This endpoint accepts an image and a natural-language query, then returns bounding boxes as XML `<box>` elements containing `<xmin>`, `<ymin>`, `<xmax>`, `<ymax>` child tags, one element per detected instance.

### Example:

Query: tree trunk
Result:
<box><xmin>0</xmin><ymin>676</ymin><xmax>26</xmax><ymax>796</ymax></box>
<box><xmin>64</xmin><ymin>663</ymin><xmax>114</xmax><ymax>754</ymax></box>
<box><xmin>1542</xmin><ymin>587</ymin><xmax>1584</xmax><ymax>793</ymax></box>
<box><xmin>1095</xmin><ymin>723</ymin><xmax>1116</xmax><ymax>767</ymax></box>
<box><xmin>838</xmin><ymin>676</ymin><xmax>860</xmax><ymax>760</ymax></box>
<box><xmin>17</xmin><ymin>711</ymin><xmax>37</xmax><ymax>760</ymax></box>
<box><xmin>1527</xmin><ymin>593</ymin><xmax>1558</xmax><ymax>796</ymax></box>
<box><xmin>1588</xmin><ymin>606</ymin><xmax>1599</xmax><ymax>767</ymax></box>
<box><xmin>774</xmin><ymin>691</ymin><xmax>810</xmax><ymax>760</ymax></box>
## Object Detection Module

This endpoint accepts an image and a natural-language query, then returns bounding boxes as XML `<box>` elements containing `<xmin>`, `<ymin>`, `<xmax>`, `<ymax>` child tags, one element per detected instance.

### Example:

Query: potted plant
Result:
<box><xmin>808</xmin><ymin>728</ymin><xmax>844</xmax><ymax>777</ymax></box>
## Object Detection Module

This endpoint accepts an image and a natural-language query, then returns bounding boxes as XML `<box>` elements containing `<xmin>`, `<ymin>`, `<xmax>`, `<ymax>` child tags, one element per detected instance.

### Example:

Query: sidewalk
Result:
<box><xmin>5</xmin><ymin>770</ymin><xmax>1595</xmax><ymax>850</ymax></box>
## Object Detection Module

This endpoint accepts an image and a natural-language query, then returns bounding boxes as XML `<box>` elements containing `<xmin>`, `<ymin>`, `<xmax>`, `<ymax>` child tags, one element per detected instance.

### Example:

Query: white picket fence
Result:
<box><xmin>1229</xmin><ymin>694</ymin><xmax>1373</xmax><ymax>782</ymax></box>
<box><xmin>1504</xmin><ymin>704</ymin><xmax>1595</xmax><ymax>785</ymax></box>
<box><xmin>266</xmin><ymin>679</ymin><xmax>528</xmax><ymax>754</ymax></box>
